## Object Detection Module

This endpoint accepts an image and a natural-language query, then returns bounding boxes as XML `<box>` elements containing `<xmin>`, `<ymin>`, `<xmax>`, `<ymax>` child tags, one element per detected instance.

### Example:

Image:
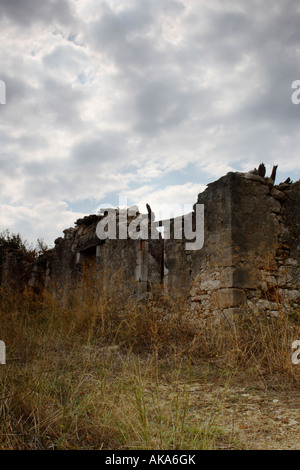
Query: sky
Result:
<box><xmin>0</xmin><ymin>0</ymin><xmax>300</xmax><ymax>246</ymax></box>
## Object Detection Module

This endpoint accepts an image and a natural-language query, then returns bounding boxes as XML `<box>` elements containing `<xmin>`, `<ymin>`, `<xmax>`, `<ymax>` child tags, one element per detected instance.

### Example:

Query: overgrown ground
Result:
<box><xmin>0</xmin><ymin>281</ymin><xmax>299</xmax><ymax>450</ymax></box>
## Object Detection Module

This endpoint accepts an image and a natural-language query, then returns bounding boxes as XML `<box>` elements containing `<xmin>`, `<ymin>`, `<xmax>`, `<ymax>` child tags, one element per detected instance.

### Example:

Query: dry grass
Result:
<box><xmin>0</xmin><ymin>279</ymin><xmax>299</xmax><ymax>450</ymax></box>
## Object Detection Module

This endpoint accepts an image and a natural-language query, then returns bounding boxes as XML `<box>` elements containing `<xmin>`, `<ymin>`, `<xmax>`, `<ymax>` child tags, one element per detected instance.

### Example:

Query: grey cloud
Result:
<box><xmin>116</xmin><ymin>0</ymin><xmax>184</xmax><ymax>32</ymax></box>
<box><xmin>248</xmin><ymin>0</ymin><xmax>300</xmax><ymax>48</ymax></box>
<box><xmin>0</xmin><ymin>0</ymin><xmax>74</xmax><ymax>27</ymax></box>
<box><xmin>0</xmin><ymin>74</ymin><xmax>36</xmax><ymax>107</ymax></box>
<box><xmin>89</xmin><ymin>1</ymin><xmax>183</xmax><ymax>72</ymax></box>
<box><xmin>232</xmin><ymin>81</ymin><xmax>300</xmax><ymax>130</ymax></box>
<box><xmin>0</xmin><ymin>152</ymin><xmax>19</xmax><ymax>176</ymax></box>
<box><xmin>90</xmin><ymin>13</ymin><xmax>156</xmax><ymax>70</ymax></box>
<box><xmin>194</xmin><ymin>8</ymin><xmax>249</xmax><ymax>44</ymax></box>
<box><xmin>133</xmin><ymin>80</ymin><xmax>194</xmax><ymax>135</ymax></box>
<box><xmin>182</xmin><ymin>0</ymin><xmax>300</xmax><ymax>70</ymax></box>
<box><xmin>39</xmin><ymin>77</ymin><xmax>86</xmax><ymax>130</ymax></box>
<box><xmin>0</xmin><ymin>73</ymin><xmax>86</xmax><ymax>133</ymax></box>
<box><xmin>0</xmin><ymin>75</ymin><xmax>42</xmax><ymax>130</ymax></box>
<box><xmin>72</xmin><ymin>133</ymin><xmax>126</xmax><ymax>167</ymax></box>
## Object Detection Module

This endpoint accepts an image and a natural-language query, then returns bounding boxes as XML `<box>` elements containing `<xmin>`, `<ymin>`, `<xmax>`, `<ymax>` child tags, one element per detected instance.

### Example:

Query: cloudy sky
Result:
<box><xmin>0</xmin><ymin>0</ymin><xmax>300</xmax><ymax>245</ymax></box>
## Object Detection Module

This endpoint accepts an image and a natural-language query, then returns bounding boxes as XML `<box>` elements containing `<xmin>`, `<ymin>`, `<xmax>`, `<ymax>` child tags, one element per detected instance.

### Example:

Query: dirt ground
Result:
<box><xmin>186</xmin><ymin>374</ymin><xmax>300</xmax><ymax>450</ymax></box>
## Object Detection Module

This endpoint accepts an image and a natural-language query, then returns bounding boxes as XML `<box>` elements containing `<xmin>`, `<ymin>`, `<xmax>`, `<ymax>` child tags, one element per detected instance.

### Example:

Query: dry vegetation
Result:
<box><xmin>0</xmin><ymin>276</ymin><xmax>299</xmax><ymax>450</ymax></box>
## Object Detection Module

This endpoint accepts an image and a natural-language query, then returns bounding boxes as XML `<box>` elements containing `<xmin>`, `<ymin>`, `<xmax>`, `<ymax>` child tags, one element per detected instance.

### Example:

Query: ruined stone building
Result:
<box><xmin>2</xmin><ymin>164</ymin><xmax>300</xmax><ymax>317</ymax></box>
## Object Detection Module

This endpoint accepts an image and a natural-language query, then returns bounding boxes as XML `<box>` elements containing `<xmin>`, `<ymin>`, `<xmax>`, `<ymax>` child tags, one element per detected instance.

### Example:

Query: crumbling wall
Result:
<box><xmin>2</xmin><ymin>165</ymin><xmax>300</xmax><ymax>318</ymax></box>
<box><xmin>228</xmin><ymin>172</ymin><xmax>300</xmax><ymax>316</ymax></box>
<box><xmin>40</xmin><ymin>211</ymin><xmax>164</xmax><ymax>303</ymax></box>
<box><xmin>1</xmin><ymin>251</ymin><xmax>36</xmax><ymax>293</ymax></box>
<box><xmin>187</xmin><ymin>169</ymin><xmax>300</xmax><ymax>317</ymax></box>
<box><xmin>264</xmin><ymin>180</ymin><xmax>300</xmax><ymax>312</ymax></box>
<box><xmin>164</xmin><ymin>173</ymin><xmax>233</xmax><ymax>312</ymax></box>
<box><xmin>162</xmin><ymin>167</ymin><xmax>300</xmax><ymax>317</ymax></box>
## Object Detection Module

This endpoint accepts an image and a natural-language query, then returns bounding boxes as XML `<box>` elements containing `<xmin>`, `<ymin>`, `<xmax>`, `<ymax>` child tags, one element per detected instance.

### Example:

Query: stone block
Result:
<box><xmin>285</xmin><ymin>258</ymin><xmax>298</xmax><ymax>266</ymax></box>
<box><xmin>270</xmin><ymin>187</ymin><xmax>287</xmax><ymax>201</ymax></box>
<box><xmin>199</xmin><ymin>278</ymin><xmax>220</xmax><ymax>291</ymax></box>
<box><xmin>212</xmin><ymin>288</ymin><xmax>247</xmax><ymax>309</ymax></box>
<box><xmin>233</xmin><ymin>267</ymin><xmax>258</xmax><ymax>289</ymax></box>
<box><xmin>220</xmin><ymin>267</ymin><xmax>233</xmax><ymax>287</ymax></box>
<box><xmin>257</xmin><ymin>300</ymin><xmax>279</xmax><ymax>311</ymax></box>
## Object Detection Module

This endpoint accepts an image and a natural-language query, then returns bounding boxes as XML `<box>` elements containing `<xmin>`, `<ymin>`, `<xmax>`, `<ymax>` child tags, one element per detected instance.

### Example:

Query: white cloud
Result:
<box><xmin>1</xmin><ymin>0</ymin><xmax>300</xmax><ymax>244</ymax></box>
<box><xmin>126</xmin><ymin>182</ymin><xmax>207</xmax><ymax>220</ymax></box>
<box><xmin>0</xmin><ymin>200</ymin><xmax>84</xmax><ymax>246</ymax></box>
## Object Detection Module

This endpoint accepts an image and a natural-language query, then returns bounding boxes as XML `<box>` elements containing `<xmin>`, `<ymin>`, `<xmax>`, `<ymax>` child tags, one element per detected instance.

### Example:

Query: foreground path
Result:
<box><xmin>186</xmin><ymin>379</ymin><xmax>300</xmax><ymax>449</ymax></box>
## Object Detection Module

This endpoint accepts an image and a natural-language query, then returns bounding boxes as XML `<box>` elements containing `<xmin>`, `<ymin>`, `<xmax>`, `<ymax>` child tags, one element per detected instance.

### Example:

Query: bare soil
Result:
<box><xmin>185</xmin><ymin>372</ymin><xmax>300</xmax><ymax>449</ymax></box>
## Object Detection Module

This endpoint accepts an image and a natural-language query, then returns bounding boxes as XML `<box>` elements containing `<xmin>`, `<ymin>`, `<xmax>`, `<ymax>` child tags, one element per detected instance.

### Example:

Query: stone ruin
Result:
<box><xmin>2</xmin><ymin>164</ymin><xmax>300</xmax><ymax>317</ymax></box>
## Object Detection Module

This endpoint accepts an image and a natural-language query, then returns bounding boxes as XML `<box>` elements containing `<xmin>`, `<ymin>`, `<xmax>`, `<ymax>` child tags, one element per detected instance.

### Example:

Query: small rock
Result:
<box><xmin>288</xmin><ymin>419</ymin><xmax>298</xmax><ymax>426</ymax></box>
<box><xmin>270</xmin><ymin>188</ymin><xmax>287</xmax><ymax>200</ymax></box>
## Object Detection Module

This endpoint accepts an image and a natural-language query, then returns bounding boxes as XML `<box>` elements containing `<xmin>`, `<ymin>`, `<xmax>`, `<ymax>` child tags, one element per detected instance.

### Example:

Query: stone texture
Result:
<box><xmin>212</xmin><ymin>288</ymin><xmax>247</xmax><ymax>309</ymax></box>
<box><xmin>2</xmin><ymin>165</ymin><xmax>300</xmax><ymax>318</ymax></box>
<box><xmin>270</xmin><ymin>188</ymin><xmax>288</xmax><ymax>201</ymax></box>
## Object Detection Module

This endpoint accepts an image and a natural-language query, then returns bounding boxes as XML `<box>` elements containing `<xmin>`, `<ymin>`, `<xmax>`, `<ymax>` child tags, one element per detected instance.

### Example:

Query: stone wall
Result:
<box><xmin>1</xmin><ymin>251</ymin><xmax>36</xmax><ymax>292</ymax></box>
<box><xmin>188</xmin><ymin>169</ymin><xmax>300</xmax><ymax>317</ymax></box>
<box><xmin>37</xmin><ymin>211</ymin><xmax>164</xmax><ymax>303</ymax></box>
<box><xmin>2</xmin><ymin>165</ymin><xmax>300</xmax><ymax>317</ymax></box>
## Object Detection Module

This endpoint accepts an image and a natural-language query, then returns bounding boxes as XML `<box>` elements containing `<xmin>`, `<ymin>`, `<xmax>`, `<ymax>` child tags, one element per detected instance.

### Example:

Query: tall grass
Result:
<box><xmin>0</xmin><ymin>278</ymin><xmax>299</xmax><ymax>449</ymax></box>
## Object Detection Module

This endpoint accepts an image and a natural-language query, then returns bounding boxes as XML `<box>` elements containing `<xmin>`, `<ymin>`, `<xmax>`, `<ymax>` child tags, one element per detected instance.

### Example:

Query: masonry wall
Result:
<box><xmin>163</xmin><ymin>173</ymin><xmax>233</xmax><ymax>314</ymax></box>
<box><xmin>229</xmin><ymin>174</ymin><xmax>300</xmax><ymax>315</ymax></box>
<box><xmin>2</xmin><ymin>251</ymin><xmax>35</xmax><ymax>292</ymax></box>
<box><xmin>163</xmin><ymin>170</ymin><xmax>300</xmax><ymax>317</ymax></box>
<box><xmin>40</xmin><ymin>212</ymin><xmax>164</xmax><ymax>303</ymax></box>
<box><xmin>2</xmin><ymin>167</ymin><xmax>300</xmax><ymax>318</ymax></box>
